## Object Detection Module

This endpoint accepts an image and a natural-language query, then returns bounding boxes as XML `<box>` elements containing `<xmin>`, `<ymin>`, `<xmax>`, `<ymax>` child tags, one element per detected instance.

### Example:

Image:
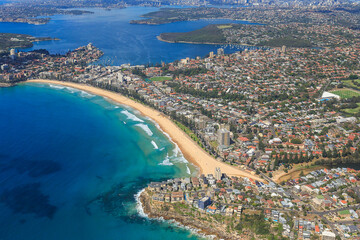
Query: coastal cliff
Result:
<box><xmin>139</xmin><ymin>190</ymin><xmax>247</xmax><ymax>240</ymax></box>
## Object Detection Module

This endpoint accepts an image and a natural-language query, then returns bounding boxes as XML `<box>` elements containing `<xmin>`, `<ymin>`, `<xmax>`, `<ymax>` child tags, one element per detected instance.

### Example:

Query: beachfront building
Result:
<box><xmin>215</xmin><ymin>167</ymin><xmax>222</xmax><ymax>181</ymax></box>
<box><xmin>198</xmin><ymin>197</ymin><xmax>211</xmax><ymax>210</ymax></box>
<box><xmin>322</xmin><ymin>230</ymin><xmax>336</xmax><ymax>240</ymax></box>
<box><xmin>218</xmin><ymin>128</ymin><xmax>230</xmax><ymax>148</ymax></box>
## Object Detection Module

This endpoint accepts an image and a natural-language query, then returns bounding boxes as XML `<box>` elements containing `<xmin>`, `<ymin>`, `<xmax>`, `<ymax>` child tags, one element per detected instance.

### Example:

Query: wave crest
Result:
<box><xmin>121</xmin><ymin>110</ymin><xmax>144</xmax><ymax>123</ymax></box>
<box><xmin>135</xmin><ymin>123</ymin><xmax>153</xmax><ymax>136</ymax></box>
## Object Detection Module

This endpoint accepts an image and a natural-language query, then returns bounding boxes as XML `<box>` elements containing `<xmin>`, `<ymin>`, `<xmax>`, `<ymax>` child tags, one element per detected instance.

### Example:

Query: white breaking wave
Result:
<box><xmin>151</xmin><ymin>140</ymin><xmax>158</xmax><ymax>149</ymax></box>
<box><xmin>49</xmin><ymin>84</ymin><xmax>64</xmax><ymax>90</ymax></box>
<box><xmin>186</xmin><ymin>165</ymin><xmax>191</xmax><ymax>174</ymax></box>
<box><xmin>121</xmin><ymin>110</ymin><xmax>144</xmax><ymax>123</ymax></box>
<box><xmin>80</xmin><ymin>91</ymin><xmax>95</xmax><ymax>98</ymax></box>
<box><xmin>159</xmin><ymin>147</ymin><xmax>165</xmax><ymax>151</ymax></box>
<box><xmin>65</xmin><ymin>86</ymin><xmax>78</xmax><ymax>93</ymax></box>
<box><xmin>159</xmin><ymin>154</ymin><xmax>174</xmax><ymax>166</ymax></box>
<box><xmin>135</xmin><ymin>123</ymin><xmax>153</xmax><ymax>136</ymax></box>
<box><xmin>135</xmin><ymin>189</ymin><xmax>148</xmax><ymax>218</ymax></box>
<box><xmin>146</xmin><ymin>118</ymin><xmax>198</xmax><ymax>175</ymax></box>
<box><xmin>171</xmin><ymin>155</ymin><xmax>188</xmax><ymax>164</ymax></box>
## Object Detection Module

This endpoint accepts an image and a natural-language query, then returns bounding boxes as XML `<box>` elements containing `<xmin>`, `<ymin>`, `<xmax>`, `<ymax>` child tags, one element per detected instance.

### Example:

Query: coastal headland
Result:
<box><xmin>26</xmin><ymin>79</ymin><xmax>264</xmax><ymax>182</ymax></box>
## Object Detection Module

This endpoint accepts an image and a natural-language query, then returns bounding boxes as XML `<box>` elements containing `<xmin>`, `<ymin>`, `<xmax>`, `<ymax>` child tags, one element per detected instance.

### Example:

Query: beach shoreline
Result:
<box><xmin>25</xmin><ymin>79</ymin><xmax>263</xmax><ymax>181</ymax></box>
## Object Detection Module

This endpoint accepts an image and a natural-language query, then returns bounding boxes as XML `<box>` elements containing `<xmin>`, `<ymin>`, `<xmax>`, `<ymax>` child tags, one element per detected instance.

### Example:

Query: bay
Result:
<box><xmin>0</xmin><ymin>6</ymin><xmax>259</xmax><ymax>65</ymax></box>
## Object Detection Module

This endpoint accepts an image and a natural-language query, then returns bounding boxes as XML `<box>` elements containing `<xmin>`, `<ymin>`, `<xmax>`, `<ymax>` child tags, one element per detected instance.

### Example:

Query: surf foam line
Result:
<box><xmin>158</xmin><ymin>154</ymin><xmax>174</xmax><ymax>166</ymax></box>
<box><xmin>46</xmin><ymin>82</ymin><xmax>194</xmax><ymax>175</ymax></box>
<box><xmin>151</xmin><ymin>140</ymin><xmax>159</xmax><ymax>150</ymax></box>
<box><xmin>135</xmin><ymin>188</ymin><xmax>148</xmax><ymax>218</ymax></box>
<box><xmin>48</xmin><ymin>83</ymin><xmax>95</xmax><ymax>98</ymax></box>
<box><xmin>48</xmin><ymin>84</ymin><xmax>65</xmax><ymax>90</ymax></box>
<box><xmin>121</xmin><ymin>110</ymin><xmax>144</xmax><ymax>123</ymax></box>
<box><xmin>135</xmin><ymin>123</ymin><xmax>153</xmax><ymax>136</ymax></box>
<box><xmin>147</xmin><ymin>118</ymin><xmax>198</xmax><ymax>176</ymax></box>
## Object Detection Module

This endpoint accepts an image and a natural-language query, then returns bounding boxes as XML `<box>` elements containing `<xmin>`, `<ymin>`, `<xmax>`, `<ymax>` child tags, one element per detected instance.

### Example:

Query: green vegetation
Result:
<box><xmin>338</xmin><ymin>209</ymin><xmax>351</xmax><ymax>215</ymax></box>
<box><xmin>344</xmin><ymin>103</ymin><xmax>360</xmax><ymax>114</ymax></box>
<box><xmin>159</xmin><ymin>23</ymin><xmax>315</xmax><ymax>47</ymax></box>
<box><xmin>159</xmin><ymin>24</ymin><xmax>227</xmax><ymax>44</ymax></box>
<box><xmin>163</xmin><ymin>67</ymin><xmax>208</xmax><ymax>78</ymax></box>
<box><xmin>174</xmin><ymin>120</ymin><xmax>204</xmax><ymax>149</ymax></box>
<box><xmin>209</xmin><ymin>140</ymin><xmax>219</xmax><ymax>149</ymax></box>
<box><xmin>257</xmin><ymin>37</ymin><xmax>313</xmax><ymax>48</ymax></box>
<box><xmin>150</xmin><ymin>76</ymin><xmax>172</xmax><ymax>81</ymax></box>
<box><xmin>342</xmin><ymin>80</ymin><xmax>360</xmax><ymax>90</ymax></box>
<box><xmin>236</xmin><ymin>213</ymin><xmax>283</xmax><ymax>238</ymax></box>
<box><xmin>290</xmin><ymin>138</ymin><xmax>302</xmax><ymax>144</ymax></box>
<box><xmin>0</xmin><ymin>33</ymin><xmax>56</xmax><ymax>51</ymax></box>
<box><xmin>331</xmin><ymin>89</ymin><xmax>360</xmax><ymax>99</ymax></box>
<box><xmin>173</xmin><ymin>202</ymin><xmax>189</xmax><ymax>214</ymax></box>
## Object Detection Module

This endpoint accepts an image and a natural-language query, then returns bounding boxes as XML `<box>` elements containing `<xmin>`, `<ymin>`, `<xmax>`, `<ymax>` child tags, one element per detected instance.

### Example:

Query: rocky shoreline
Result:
<box><xmin>0</xmin><ymin>82</ymin><xmax>15</xmax><ymax>87</ymax></box>
<box><xmin>139</xmin><ymin>190</ymin><xmax>247</xmax><ymax>240</ymax></box>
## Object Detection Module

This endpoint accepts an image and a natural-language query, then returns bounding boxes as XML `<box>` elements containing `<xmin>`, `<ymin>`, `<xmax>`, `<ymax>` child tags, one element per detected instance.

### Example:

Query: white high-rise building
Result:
<box><xmin>10</xmin><ymin>49</ymin><xmax>16</xmax><ymax>56</ymax></box>
<box><xmin>215</xmin><ymin>167</ymin><xmax>222</xmax><ymax>180</ymax></box>
<box><xmin>117</xmin><ymin>72</ymin><xmax>124</xmax><ymax>82</ymax></box>
<box><xmin>87</xmin><ymin>43</ymin><xmax>93</xmax><ymax>51</ymax></box>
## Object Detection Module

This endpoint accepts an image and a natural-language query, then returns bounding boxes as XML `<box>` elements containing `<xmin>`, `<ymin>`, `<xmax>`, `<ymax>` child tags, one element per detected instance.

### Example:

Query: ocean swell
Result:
<box><xmin>135</xmin><ymin>123</ymin><xmax>153</xmax><ymax>136</ymax></box>
<box><xmin>121</xmin><ymin>110</ymin><xmax>144</xmax><ymax>123</ymax></box>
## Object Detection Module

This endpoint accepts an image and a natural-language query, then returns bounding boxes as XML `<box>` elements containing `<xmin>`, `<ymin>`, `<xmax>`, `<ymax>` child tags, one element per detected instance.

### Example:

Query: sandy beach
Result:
<box><xmin>26</xmin><ymin>79</ymin><xmax>264</xmax><ymax>182</ymax></box>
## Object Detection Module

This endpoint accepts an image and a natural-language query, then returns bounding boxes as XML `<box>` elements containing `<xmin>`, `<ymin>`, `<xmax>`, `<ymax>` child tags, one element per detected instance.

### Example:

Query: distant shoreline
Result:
<box><xmin>157</xmin><ymin>35</ymin><xmax>226</xmax><ymax>45</ymax></box>
<box><xmin>157</xmin><ymin>35</ymin><xmax>254</xmax><ymax>47</ymax></box>
<box><xmin>25</xmin><ymin>79</ymin><xmax>264</xmax><ymax>181</ymax></box>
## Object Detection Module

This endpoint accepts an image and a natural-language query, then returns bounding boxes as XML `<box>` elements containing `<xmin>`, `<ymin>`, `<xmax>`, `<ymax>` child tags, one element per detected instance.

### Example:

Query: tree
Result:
<box><xmin>291</xmin><ymin>138</ymin><xmax>302</xmax><ymax>144</ymax></box>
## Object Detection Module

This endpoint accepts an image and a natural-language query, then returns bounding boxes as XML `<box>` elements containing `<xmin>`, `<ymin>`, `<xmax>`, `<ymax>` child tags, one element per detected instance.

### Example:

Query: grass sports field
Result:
<box><xmin>150</xmin><ymin>76</ymin><xmax>172</xmax><ymax>81</ymax></box>
<box><xmin>331</xmin><ymin>89</ymin><xmax>360</xmax><ymax>99</ymax></box>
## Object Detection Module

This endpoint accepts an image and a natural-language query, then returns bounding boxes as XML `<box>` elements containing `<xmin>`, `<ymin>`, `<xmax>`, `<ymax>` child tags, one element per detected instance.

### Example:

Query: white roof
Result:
<box><xmin>322</xmin><ymin>230</ymin><xmax>336</xmax><ymax>237</ymax></box>
<box><xmin>321</xmin><ymin>91</ymin><xmax>340</xmax><ymax>99</ymax></box>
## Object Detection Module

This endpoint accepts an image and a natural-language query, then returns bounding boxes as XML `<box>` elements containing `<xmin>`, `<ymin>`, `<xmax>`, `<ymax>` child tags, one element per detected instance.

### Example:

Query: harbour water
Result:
<box><xmin>0</xmin><ymin>6</ymin><xmax>259</xmax><ymax>65</ymax></box>
<box><xmin>0</xmin><ymin>83</ymin><xmax>201</xmax><ymax>240</ymax></box>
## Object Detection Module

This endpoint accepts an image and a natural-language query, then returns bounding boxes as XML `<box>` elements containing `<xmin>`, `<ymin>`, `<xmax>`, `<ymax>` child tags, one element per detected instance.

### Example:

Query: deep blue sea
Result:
<box><xmin>0</xmin><ymin>83</ymin><xmax>200</xmax><ymax>240</ymax></box>
<box><xmin>0</xmin><ymin>6</ymin><xmax>259</xmax><ymax>65</ymax></box>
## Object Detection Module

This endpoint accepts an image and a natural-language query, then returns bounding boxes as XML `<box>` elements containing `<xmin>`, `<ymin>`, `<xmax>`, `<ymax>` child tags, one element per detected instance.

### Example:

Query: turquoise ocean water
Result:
<box><xmin>0</xmin><ymin>83</ymin><xmax>201</xmax><ymax>240</ymax></box>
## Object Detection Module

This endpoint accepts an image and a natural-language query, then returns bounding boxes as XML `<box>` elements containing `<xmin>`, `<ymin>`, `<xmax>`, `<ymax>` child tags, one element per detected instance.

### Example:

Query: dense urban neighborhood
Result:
<box><xmin>141</xmin><ymin>167</ymin><xmax>360</xmax><ymax>239</ymax></box>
